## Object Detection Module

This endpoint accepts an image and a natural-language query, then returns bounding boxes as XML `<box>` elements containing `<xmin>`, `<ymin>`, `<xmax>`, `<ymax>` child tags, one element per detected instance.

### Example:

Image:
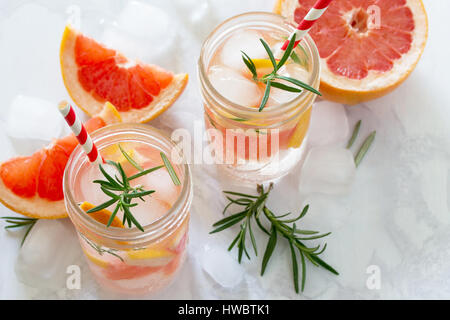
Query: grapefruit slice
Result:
<box><xmin>0</xmin><ymin>103</ymin><xmax>122</xmax><ymax>219</ymax></box>
<box><xmin>275</xmin><ymin>0</ymin><xmax>428</xmax><ymax>104</ymax></box>
<box><xmin>60</xmin><ymin>25</ymin><xmax>188</xmax><ymax>123</ymax></box>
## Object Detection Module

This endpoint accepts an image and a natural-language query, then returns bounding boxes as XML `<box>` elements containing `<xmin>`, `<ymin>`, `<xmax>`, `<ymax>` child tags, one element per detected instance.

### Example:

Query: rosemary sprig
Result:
<box><xmin>87</xmin><ymin>146</ymin><xmax>180</xmax><ymax>232</ymax></box>
<box><xmin>241</xmin><ymin>34</ymin><xmax>321</xmax><ymax>111</ymax></box>
<box><xmin>210</xmin><ymin>184</ymin><xmax>338</xmax><ymax>293</ymax></box>
<box><xmin>80</xmin><ymin>233</ymin><xmax>124</xmax><ymax>262</ymax></box>
<box><xmin>1</xmin><ymin>216</ymin><xmax>37</xmax><ymax>246</ymax></box>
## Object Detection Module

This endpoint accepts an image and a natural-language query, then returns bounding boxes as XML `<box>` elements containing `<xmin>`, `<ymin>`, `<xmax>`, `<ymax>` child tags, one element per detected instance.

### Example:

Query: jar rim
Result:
<box><xmin>63</xmin><ymin>123</ymin><xmax>193</xmax><ymax>245</ymax></box>
<box><xmin>198</xmin><ymin>11</ymin><xmax>320</xmax><ymax>120</ymax></box>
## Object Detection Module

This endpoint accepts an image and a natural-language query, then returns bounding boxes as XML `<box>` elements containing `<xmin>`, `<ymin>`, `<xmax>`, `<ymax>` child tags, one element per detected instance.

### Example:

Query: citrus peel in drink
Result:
<box><xmin>79</xmin><ymin>201</ymin><xmax>124</xmax><ymax>228</ymax></box>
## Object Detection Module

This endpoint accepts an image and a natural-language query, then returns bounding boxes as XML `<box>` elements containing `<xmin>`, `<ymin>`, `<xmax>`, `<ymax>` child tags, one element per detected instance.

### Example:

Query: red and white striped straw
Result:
<box><xmin>281</xmin><ymin>0</ymin><xmax>334</xmax><ymax>51</ymax></box>
<box><xmin>58</xmin><ymin>101</ymin><xmax>103</xmax><ymax>164</ymax></box>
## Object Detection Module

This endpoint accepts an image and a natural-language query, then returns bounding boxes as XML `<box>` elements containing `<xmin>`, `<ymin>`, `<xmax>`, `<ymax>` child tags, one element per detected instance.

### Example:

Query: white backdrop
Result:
<box><xmin>0</xmin><ymin>0</ymin><xmax>449</xmax><ymax>299</ymax></box>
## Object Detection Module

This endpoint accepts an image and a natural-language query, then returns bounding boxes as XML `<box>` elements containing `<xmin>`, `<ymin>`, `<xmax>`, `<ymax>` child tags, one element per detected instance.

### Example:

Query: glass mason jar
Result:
<box><xmin>198</xmin><ymin>12</ymin><xmax>320</xmax><ymax>182</ymax></box>
<box><xmin>63</xmin><ymin>124</ymin><xmax>193</xmax><ymax>295</ymax></box>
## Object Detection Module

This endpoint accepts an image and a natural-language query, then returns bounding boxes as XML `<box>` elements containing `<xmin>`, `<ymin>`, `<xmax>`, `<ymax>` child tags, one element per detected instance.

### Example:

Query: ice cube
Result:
<box><xmin>173</xmin><ymin>0</ymin><xmax>218</xmax><ymax>40</ymax></box>
<box><xmin>15</xmin><ymin>219</ymin><xmax>82</xmax><ymax>290</ymax></box>
<box><xmin>102</xmin><ymin>1</ymin><xmax>178</xmax><ymax>69</ymax></box>
<box><xmin>299</xmin><ymin>146</ymin><xmax>356</xmax><ymax>195</ymax></box>
<box><xmin>220</xmin><ymin>30</ymin><xmax>268</xmax><ymax>70</ymax></box>
<box><xmin>0</xmin><ymin>123</ymin><xmax>15</xmax><ymax>162</ymax></box>
<box><xmin>132</xmin><ymin>167</ymin><xmax>181</xmax><ymax>205</ymax></box>
<box><xmin>267</xmin><ymin>64</ymin><xmax>310</xmax><ymax>106</ymax></box>
<box><xmin>308</xmin><ymin>101</ymin><xmax>350</xmax><ymax>147</ymax></box>
<box><xmin>5</xmin><ymin>95</ymin><xmax>63</xmax><ymax>142</ymax></box>
<box><xmin>208</xmin><ymin>65</ymin><xmax>261</xmax><ymax>107</ymax></box>
<box><xmin>78</xmin><ymin>163</ymin><xmax>117</xmax><ymax>208</ymax></box>
<box><xmin>128</xmin><ymin>197</ymin><xmax>171</xmax><ymax>227</ymax></box>
<box><xmin>201</xmin><ymin>244</ymin><xmax>244</xmax><ymax>288</ymax></box>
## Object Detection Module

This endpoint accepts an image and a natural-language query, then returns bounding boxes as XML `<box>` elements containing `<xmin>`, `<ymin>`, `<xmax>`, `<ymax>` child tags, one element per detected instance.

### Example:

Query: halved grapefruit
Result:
<box><xmin>0</xmin><ymin>103</ymin><xmax>122</xmax><ymax>219</ymax></box>
<box><xmin>60</xmin><ymin>25</ymin><xmax>188</xmax><ymax>123</ymax></box>
<box><xmin>275</xmin><ymin>0</ymin><xmax>428</xmax><ymax>105</ymax></box>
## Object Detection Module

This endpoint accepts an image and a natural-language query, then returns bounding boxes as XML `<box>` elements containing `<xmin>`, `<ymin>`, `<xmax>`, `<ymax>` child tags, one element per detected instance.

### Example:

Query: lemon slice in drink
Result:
<box><xmin>126</xmin><ymin>248</ymin><xmax>175</xmax><ymax>267</ymax></box>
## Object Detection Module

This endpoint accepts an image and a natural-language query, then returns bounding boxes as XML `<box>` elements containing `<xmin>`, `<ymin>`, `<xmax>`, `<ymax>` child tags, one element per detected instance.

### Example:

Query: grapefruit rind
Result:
<box><xmin>80</xmin><ymin>201</ymin><xmax>125</xmax><ymax>228</ymax></box>
<box><xmin>0</xmin><ymin>103</ymin><xmax>122</xmax><ymax>219</ymax></box>
<box><xmin>0</xmin><ymin>179</ymin><xmax>67</xmax><ymax>219</ymax></box>
<box><xmin>60</xmin><ymin>25</ymin><xmax>188</xmax><ymax>123</ymax></box>
<box><xmin>275</xmin><ymin>0</ymin><xmax>428</xmax><ymax>105</ymax></box>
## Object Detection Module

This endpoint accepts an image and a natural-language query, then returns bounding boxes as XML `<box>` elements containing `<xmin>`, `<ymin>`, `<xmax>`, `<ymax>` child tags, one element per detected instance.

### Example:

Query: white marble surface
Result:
<box><xmin>0</xmin><ymin>0</ymin><xmax>449</xmax><ymax>300</ymax></box>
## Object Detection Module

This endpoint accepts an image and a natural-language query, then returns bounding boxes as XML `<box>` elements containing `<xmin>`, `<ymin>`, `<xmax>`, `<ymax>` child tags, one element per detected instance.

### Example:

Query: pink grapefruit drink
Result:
<box><xmin>63</xmin><ymin>124</ymin><xmax>192</xmax><ymax>295</ymax></box>
<box><xmin>199</xmin><ymin>12</ymin><xmax>320</xmax><ymax>182</ymax></box>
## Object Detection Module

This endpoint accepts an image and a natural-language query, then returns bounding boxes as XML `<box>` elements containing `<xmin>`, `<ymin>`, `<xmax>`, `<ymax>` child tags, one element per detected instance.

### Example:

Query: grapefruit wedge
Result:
<box><xmin>0</xmin><ymin>103</ymin><xmax>121</xmax><ymax>219</ymax></box>
<box><xmin>60</xmin><ymin>25</ymin><xmax>188</xmax><ymax>123</ymax></box>
<box><xmin>275</xmin><ymin>0</ymin><xmax>428</xmax><ymax>105</ymax></box>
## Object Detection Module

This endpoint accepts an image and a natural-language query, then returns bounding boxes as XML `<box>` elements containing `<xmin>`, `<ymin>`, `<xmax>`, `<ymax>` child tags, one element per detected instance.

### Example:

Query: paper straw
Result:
<box><xmin>58</xmin><ymin>101</ymin><xmax>103</xmax><ymax>164</ymax></box>
<box><xmin>281</xmin><ymin>0</ymin><xmax>334</xmax><ymax>51</ymax></box>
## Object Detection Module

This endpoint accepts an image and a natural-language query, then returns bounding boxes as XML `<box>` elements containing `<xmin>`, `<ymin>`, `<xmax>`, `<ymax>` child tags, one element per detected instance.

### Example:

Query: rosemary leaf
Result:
<box><xmin>228</xmin><ymin>232</ymin><xmax>241</xmax><ymax>251</ymax></box>
<box><xmin>347</xmin><ymin>120</ymin><xmax>362</xmax><ymax>149</ymax></box>
<box><xmin>260</xmin><ymin>38</ymin><xmax>277</xmax><ymax>70</ymax></box>
<box><xmin>277</xmin><ymin>33</ymin><xmax>297</xmax><ymax>70</ymax></box>
<box><xmin>290</xmin><ymin>51</ymin><xmax>302</xmax><ymax>65</ymax></box>
<box><xmin>259</xmin><ymin>81</ymin><xmax>272</xmax><ymax>112</ymax></box>
<box><xmin>309</xmin><ymin>254</ymin><xmax>339</xmax><ymax>275</ymax></box>
<box><xmin>289</xmin><ymin>241</ymin><xmax>299</xmax><ymax>293</ymax></box>
<box><xmin>210</xmin><ymin>215</ymin><xmax>247</xmax><ymax>234</ymax></box>
<box><xmin>1</xmin><ymin>216</ymin><xmax>36</xmax><ymax>221</ymax></box>
<box><xmin>248</xmin><ymin>217</ymin><xmax>258</xmax><ymax>256</ymax></box>
<box><xmin>160</xmin><ymin>152</ymin><xmax>181</xmax><ymax>186</ymax></box>
<box><xmin>86</xmin><ymin>198</ymin><xmax>118</xmax><ymax>213</ymax></box>
<box><xmin>99</xmin><ymin>164</ymin><xmax>121</xmax><ymax>188</ymax></box>
<box><xmin>241</xmin><ymin>51</ymin><xmax>257</xmax><ymax>79</ymax></box>
<box><xmin>296</xmin><ymin>232</ymin><xmax>332</xmax><ymax>241</ymax></box>
<box><xmin>299</xmin><ymin>249</ymin><xmax>306</xmax><ymax>292</ymax></box>
<box><xmin>270</xmin><ymin>81</ymin><xmax>302</xmax><ymax>93</ymax></box>
<box><xmin>123</xmin><ymin>190</ymin><xmax>155</xmax><ymax>199</ymax></box>
<box><xmin>223</xmin><ymin>191</ymin><xmax>259</xmax><ymax>199</ymax></box>
<box><xmin>275</xmin><ymin>75</ymin><xmax>321</xmax><ymax>96</ymax></box>
<box><xmin>128</xmin><ymin>165</ymin><xmax>164</xmax><ymax>181</ymax></box>
<box><xmin>106</xmin><ymin>205</ymin><xmax>120</xmax><ymax>228</ymax></box>
<box><xmin>355</xmin><ymin>131</ymin><xmax>376</xmax><ymax>167</ymax></box>
<box><xmin>213</xmin><ymin>210</ymin><xmax>248</xmax><ymax>227</ymax></box>
<box><xmin>119</xmin><ymin>143</ymin><xmax>144</xmax><ymax>172</ymax></box>
<box><xmin>261</xmin><ymin>225</ymin><xmax>277</xmax><ymax>276</ymax></box>
<box><xmin>315</xmin><ymin>243</ymin><xmax>328</xmax><ymax>256</ymax></box>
